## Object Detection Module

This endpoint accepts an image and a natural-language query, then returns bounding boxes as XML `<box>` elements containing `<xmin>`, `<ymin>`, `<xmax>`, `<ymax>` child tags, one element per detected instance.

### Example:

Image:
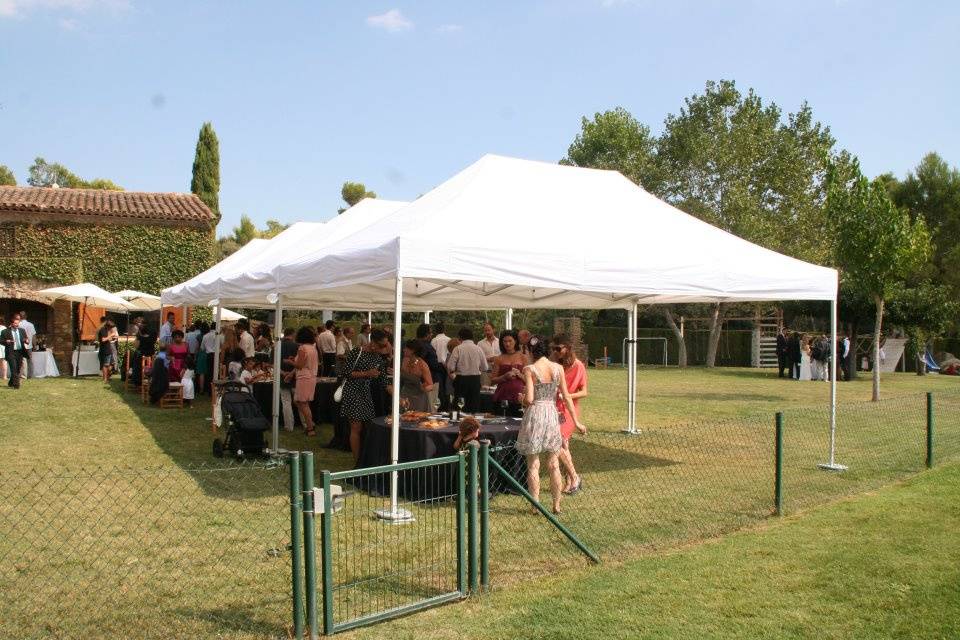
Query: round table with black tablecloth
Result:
<box><xmin>355</xmin><ymin>416</ymin><xmax>526</xmax><ymax>500</ymax></box>
<box><xmin>252</xmin><ymin>378</ymin><xmax>339</xmax><ymax>429</ymax></box>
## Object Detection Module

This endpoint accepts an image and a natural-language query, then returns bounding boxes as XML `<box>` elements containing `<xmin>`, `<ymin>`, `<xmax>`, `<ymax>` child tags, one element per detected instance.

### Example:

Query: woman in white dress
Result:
<box><xmin>799</xmin><ymin>335</ymin><xmax>812</xmax><ymax>381</ymax></box>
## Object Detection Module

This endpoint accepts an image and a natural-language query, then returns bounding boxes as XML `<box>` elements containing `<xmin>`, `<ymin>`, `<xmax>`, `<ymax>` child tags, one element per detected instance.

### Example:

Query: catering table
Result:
<box><xmin>252</xmin><ymin>378</ymin><xmax>339</xmax><ymax>428</ymax></box>
<box><xmin>29</xmin><ymin>351</ymin><xmax>60</xmax><ymax>378</ymax></box>
<box><xmin>356</xmin><ymin>415</ymin><xmax>526</xmax><ymax>500</ymax></box>
<box><xmin>70</xmin><ymin>347</ymin><xmax>100</xmax><ymax>376</ymax></box>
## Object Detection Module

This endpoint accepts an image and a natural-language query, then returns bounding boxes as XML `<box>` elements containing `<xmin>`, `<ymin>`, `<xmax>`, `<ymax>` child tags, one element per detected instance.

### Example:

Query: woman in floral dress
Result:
<box><xmin>515</xmin><ymin>335</ymin><xmax>586</xmax><ymax>515</ymax></box>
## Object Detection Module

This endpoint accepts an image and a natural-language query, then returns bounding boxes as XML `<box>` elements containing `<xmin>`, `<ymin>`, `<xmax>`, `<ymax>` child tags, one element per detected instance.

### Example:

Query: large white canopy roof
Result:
<box><xmin>236</xmin><ymin>154</ymin><xmax>837</xmax><ymax>310</ymax></box>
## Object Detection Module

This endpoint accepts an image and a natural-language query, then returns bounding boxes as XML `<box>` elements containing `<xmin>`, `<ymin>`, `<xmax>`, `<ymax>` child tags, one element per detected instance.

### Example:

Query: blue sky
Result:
<box><xmin>2</xmin><ymin>1</ymin><xmax>958</xmax><ymax>233</ymax></box>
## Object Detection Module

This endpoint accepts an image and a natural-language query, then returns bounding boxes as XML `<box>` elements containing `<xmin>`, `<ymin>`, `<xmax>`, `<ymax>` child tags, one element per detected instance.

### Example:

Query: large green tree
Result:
<box><xmin>27</xmin><ymin>157</ymin><xmax>122</xmax><ymax>190</ymax></box>
<box><xmin>191</xmin><ymin>122</ymin><xmax>221</xmax><ymax>219</ymax></box>
<box><xmin>888</xmin><ymin>153</ymin><xmax>960</xmax><ymax>294</ymax></box>
<box><xmin>657</xmin><ymin>80</ymin><xmax>836</xmax><ymax>366</ymax></box>
<box><xmin>0</xmin><ymin>165</ymin><xmax>15</xmax><ymax>186</ymax></box>
<box><xmin>826</xmin><ymin>157</ymin><xmax>930</xmax><ymax>399</ymax></box>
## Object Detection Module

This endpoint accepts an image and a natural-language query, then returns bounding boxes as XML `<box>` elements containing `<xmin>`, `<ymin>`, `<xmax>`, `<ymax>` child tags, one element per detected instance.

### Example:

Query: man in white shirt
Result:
<box><xmin>447</xmin><ymin>327</ymin><xmax>488</xmax><ymax>413</ymax></box>
<box><xmin>158</xmin><ymin>312</ymin><xmax>175</xmax><ymax>347</ymax></box>
<box><xmin>200</xmin><ymin>323</ymin><xmax>223</xmax><ymax>392</ymax></box>
<box><xmin>185</xmin><ymin>323</ymin><xmax>201</xmax><ymax>356</ymax></box>
<box><xmin>477</xmin><ymin>322</ymin><xmax>501</xmax><ymax>387</ymax></box>
<box><xmin>431</xmin><ymin>322</ymin><xmax>451</xmax><ymax>364</ymax></box>
<box><xmin>317</xmin><ymin>319</ymin><xmax>338</xmax><ymax>376</ymax></box>
<box><xmin>237</xmin><ymin>320</ymin><xmax>255</xmax><ymax>358</ymax></box>
<box><xmin>431</xmin><ymin>322</ymin><xmax>452</xmax><ymax>407</ymax></box>
<box><xmin>17</xmin><ymin>309</ymin><xmax>35</xmax><ymax>379</ymax></box>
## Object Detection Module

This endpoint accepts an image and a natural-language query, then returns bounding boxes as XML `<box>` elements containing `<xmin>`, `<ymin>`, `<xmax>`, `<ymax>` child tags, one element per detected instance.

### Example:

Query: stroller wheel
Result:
<box><xmin>236</xmin><ymin>448</ymin><xmax>244</xmax><ymax>459</ymax></box>
<box><xmin>213</xmin><ymin>438</ymin><xmax>224</xmax><ymax>458</ymax></box>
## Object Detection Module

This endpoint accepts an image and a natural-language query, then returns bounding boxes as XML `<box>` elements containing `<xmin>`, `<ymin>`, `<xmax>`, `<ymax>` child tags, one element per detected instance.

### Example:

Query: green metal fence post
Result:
<box><xmin>456</xmin><ymin>451</ymin><xmax>466</xmax><ymax>595</ymax></box>
<box><xmin>289</xmin><ymin>453</ymin><xmax>305</xmax><ymax>639</ymax></box>
<box><xmin>466</xmin><ymin>441</ymin><xmax>479</xmax><ymax>593</ymax></box>
<box><xmin>479</xmin><ymin>440</ymin><xmax>490</xmax><ymax>592</ymax></box>
<box><xmin>300</xmin><ymin>452</ymin><xmax>318</xmax><ymax>639</ymax></box>
<box><xmin>320</xmin><ymin>470</ymin><xmax>334</xmax><ymax>635</ymax></box>
<box><xmin>927</xmin><ymin>392</ymin><xmax>934</xmax><ymax>469</ymax></box>
<box><xmin>775</xmin><ymin>412</ymin><xmax>784</xmax><ymax>516</ymax></box>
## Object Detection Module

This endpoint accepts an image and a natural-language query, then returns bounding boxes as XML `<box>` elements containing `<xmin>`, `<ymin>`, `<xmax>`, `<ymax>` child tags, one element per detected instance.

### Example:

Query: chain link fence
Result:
<box><xmin>2</xmin><ymin>389</ymin><xmax>957</xmax><ymax>637</ymax></box>
<box><xmin>0</xmin><ymin>461</ymin><xmax>293</xmax><ymax>640</ymax></box>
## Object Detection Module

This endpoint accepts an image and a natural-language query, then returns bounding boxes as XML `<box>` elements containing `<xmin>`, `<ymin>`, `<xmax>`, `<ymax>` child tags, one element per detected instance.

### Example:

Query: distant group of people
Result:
<box><xmin>1</xmin><ymin>311</ymin><xmax>35</xmax><ymax>389</ymax></box>
<box><xmin>776</xmin><ymin>328</ymin><xmax>855</xmax><ymax>381</ymax></box>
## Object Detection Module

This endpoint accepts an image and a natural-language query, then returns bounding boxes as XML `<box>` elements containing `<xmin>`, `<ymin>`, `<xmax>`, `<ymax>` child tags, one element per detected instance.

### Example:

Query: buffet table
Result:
<box><xmin>252</xmin><ymin>378</ymin><xmax>339</xmax><ymax>428</ymax></box>
<box><xmin>29</xmin><ymin>351</ymin><xmax>60</xmax><ymax>378</ymax></box>
<box><xmin>356</xmin><ymin>415</ymin><xmax>526</xmax><ymax>499</ymax></box>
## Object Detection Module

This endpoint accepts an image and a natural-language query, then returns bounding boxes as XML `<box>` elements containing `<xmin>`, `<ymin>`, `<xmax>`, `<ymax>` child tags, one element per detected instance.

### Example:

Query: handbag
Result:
<box><xmin>334</xmin><ymin>348</ymin><xmax>364</xmax><ymax>403</ymax></box>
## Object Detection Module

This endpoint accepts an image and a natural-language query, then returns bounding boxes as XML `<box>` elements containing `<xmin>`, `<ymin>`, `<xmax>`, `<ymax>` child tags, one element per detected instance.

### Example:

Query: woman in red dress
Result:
<box><xmin>167</xmin><ymin>330</ymin><xmax>189</xmax><ymax>383</ymax></box>
<box><xmin>491</xmin><ymin>331</ymin><xmax>529</xmax><ymax>417</ymax></box>
<box><xmin>552</xmin><ymin>334</ymin><xmax>588</xmax><ymax>494</ymax></box>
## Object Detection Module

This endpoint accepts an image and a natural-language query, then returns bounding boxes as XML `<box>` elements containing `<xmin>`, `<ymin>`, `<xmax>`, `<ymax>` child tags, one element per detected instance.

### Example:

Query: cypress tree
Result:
<box><xmin>191</xmin><ymin>122</ymin><xmax>220</xmax><ymax>219</ymax></box>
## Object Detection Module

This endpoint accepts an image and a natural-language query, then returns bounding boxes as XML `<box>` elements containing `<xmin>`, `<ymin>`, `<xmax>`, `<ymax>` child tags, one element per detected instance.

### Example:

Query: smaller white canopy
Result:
<box><xmin>161</xmin><ymin>198</ymin><xmax>410</xmax><ymax>307</ymax></box>
<box><xmin>113</xmin><ymin>289</ymin><xmax>162</xmax><ymax>311</ymax></box>
<box><xmin>38</xmin><ymin>283</ymin><xmax>134</xmax><ymax>311</ymax></box>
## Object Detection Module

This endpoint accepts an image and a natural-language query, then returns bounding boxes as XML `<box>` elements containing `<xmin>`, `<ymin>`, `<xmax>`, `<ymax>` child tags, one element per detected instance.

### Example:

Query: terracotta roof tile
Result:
<box><xmin>0</xmin><ymin>186</ymin><xmax>216</xmax><ymax>228</ymax></box>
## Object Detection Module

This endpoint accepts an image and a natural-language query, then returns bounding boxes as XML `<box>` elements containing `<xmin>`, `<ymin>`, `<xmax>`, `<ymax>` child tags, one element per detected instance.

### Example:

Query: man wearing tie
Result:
<box><xmin>1</xmin><ymin>313</ymin><xmax>30</xmax><ymax>389</ymax></box>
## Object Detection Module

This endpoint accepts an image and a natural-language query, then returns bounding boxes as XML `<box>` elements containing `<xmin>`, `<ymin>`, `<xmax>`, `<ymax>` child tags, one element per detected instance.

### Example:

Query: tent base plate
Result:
<box><xmin>620</xmin><ymin>428</ymin><xmax>641</xmax><ymax>435</ymax></box>
<box><xmin>817</xmin><ymin>462</ymin><xmax>848</xmax><ymax>472</ymax></box>
<box><xmin>374</xmin><ymin>507</ymin><xmax>416</xmax><ymax>525</ymax></box>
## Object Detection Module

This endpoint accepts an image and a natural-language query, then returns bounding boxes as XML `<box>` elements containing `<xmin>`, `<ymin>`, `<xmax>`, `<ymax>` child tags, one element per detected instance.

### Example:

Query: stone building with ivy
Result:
<box><xmin>0</xmin><ymin>185</ymin><xmax>215</xmax><ymax>371</ymax></box>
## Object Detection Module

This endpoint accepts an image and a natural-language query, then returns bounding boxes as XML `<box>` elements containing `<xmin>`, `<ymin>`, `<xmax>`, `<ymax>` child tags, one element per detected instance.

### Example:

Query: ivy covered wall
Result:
<box><xmin>0</xmin><ymin>222</ymin><xmax>214</xmax><ymax>293</ymax></box>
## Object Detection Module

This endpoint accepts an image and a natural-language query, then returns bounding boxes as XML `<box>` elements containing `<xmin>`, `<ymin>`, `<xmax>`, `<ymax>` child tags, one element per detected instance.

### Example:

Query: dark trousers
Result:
<box><xmin>433</xmin><ymin>368</ymin><xmax>449</xmax><ymax>410</ymax></box>
<box><xmin>7</xmin><ymin>352</ymin><xmax>23</xmax><ymax>388</ymax></box>
<box><xmin>321</xmin><ymin>352</ymin><xmax>337</xmax><ymax>377</ymax></box>
<box><xmin>777</xmin><ymin>354</ymin><xmax>788</xmax><ymax>378</ymax></box>
<box><xmin>454</xmin><ymin>375</ymin><xmax>482</xmax><ymax>413</ymax></box>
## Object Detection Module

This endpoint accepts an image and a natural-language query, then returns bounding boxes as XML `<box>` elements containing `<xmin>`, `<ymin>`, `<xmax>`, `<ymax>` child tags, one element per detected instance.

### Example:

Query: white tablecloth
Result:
<box><xmin>71</xmin><ymin>349</ymin><xmax>101</xmax><ymax>376</ymax></box>
<box><xmin>29</xmin><ymin>351</ymin><xmax>60</xmax><ymax>378</ymax></box>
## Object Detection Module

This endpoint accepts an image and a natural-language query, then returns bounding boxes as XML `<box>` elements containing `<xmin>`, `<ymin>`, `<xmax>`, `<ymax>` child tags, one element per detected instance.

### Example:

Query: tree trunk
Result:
<box><xmin>916</xmin><ymin>353</ymin><xmax>927</xmax><ymax>376</ymax></box>
<box><xmin>705</xmin><ymin>303</ymin><xmax>725</xmax><ymax>368</ymax></box>
<box><xmin>661</xmin><ymin>307</ymin><xmax>687</xmax><ymax>368</ymax></box>
<box><xmin>872</xmin><ymin>296</ymin><xmax>884</xmax><ymax>401</ymax></box>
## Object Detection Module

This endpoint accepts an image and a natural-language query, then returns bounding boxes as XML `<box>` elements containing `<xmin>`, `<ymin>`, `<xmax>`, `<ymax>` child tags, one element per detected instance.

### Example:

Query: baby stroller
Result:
<box><xmin>213</xmin><ymin>381</ymin><xmax>269</xmax><ymax>458</ymax></box>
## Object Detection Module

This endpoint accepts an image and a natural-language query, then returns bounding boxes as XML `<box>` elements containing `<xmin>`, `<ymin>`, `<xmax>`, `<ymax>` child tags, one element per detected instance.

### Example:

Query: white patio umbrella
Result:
<box><xmin>37</xmin><ymin>283</ymin><xmax>135</xmax><ymax>376</ymax></box>
<box><xmin>113</xmin><ymin>289</ymin><xmax>163</xmax><ymax>312</ymax></box>
<box><xmin>212</xmin><ymin>305</ymin><xmax>245</xmax><ymax>321</ymax></box>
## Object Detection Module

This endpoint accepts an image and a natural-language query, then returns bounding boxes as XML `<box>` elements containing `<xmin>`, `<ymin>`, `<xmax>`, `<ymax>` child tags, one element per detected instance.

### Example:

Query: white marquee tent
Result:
<box><xmin>164</xmin><ymin>155</ymin><xmax>844</xmax><ymax>518</ymax></box>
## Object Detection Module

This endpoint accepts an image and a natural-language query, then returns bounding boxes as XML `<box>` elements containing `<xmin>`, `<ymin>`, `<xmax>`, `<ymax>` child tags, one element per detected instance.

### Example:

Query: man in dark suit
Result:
<box><xmin>776</xmin><ymin>328</ymin><xmax>789</xmax><ymax>378</ymax></box>
<box><xmin>1</xmin><ymin>313</ymin><xmax>30</xmax><ymax>389</ymax></box>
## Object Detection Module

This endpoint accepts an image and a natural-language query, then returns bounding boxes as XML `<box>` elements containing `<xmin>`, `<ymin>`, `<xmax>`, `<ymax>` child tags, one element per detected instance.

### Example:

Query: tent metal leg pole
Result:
<box><xmin>367</xmin><ymin>311</ymin><xmax>373</xmax><ymax>325</ymax></box>
<box><xmin>271</xmin><ymin>298</ymin><xmax>283</xmax><ymax>455</ymax></box>
<box><xmin>211</xmin><ymin>305</ymin><xmax>222</xmax><ymax>429</ymax></box>
<box><xmin>505</xmin><ymin>308</ymin><xmax>513</xmax><ymax>331</ymax></box>
<box><xmin>819</xmin><ymin>297</ymin><xmax>846</xmax><ymax>471</ymax></box>
<box><xmin>622</xmin><ymin>304</ymin><xmax>639</xmax><ymax>435</ymax></box>
<box><xmin>376</xmin><ymin>275</ymin><xmax>414</xmax><ymax>523</ymax></box>
<box><xmin>424</xmin><ymin>310</ymin><xmax>431</xmax><ymax>325</ymax></box>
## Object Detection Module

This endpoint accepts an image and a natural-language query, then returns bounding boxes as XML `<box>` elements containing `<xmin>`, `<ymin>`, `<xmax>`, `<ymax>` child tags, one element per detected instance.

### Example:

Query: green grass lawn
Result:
<box><xmin>347</xmin><ymin>461</ymin><xmax>960</xmax><ymax>640</ymax></box>
<box><xmin>0</xmin><ymin>368</ymin><xmax>958</xmax><ymax>638</ymax></box>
